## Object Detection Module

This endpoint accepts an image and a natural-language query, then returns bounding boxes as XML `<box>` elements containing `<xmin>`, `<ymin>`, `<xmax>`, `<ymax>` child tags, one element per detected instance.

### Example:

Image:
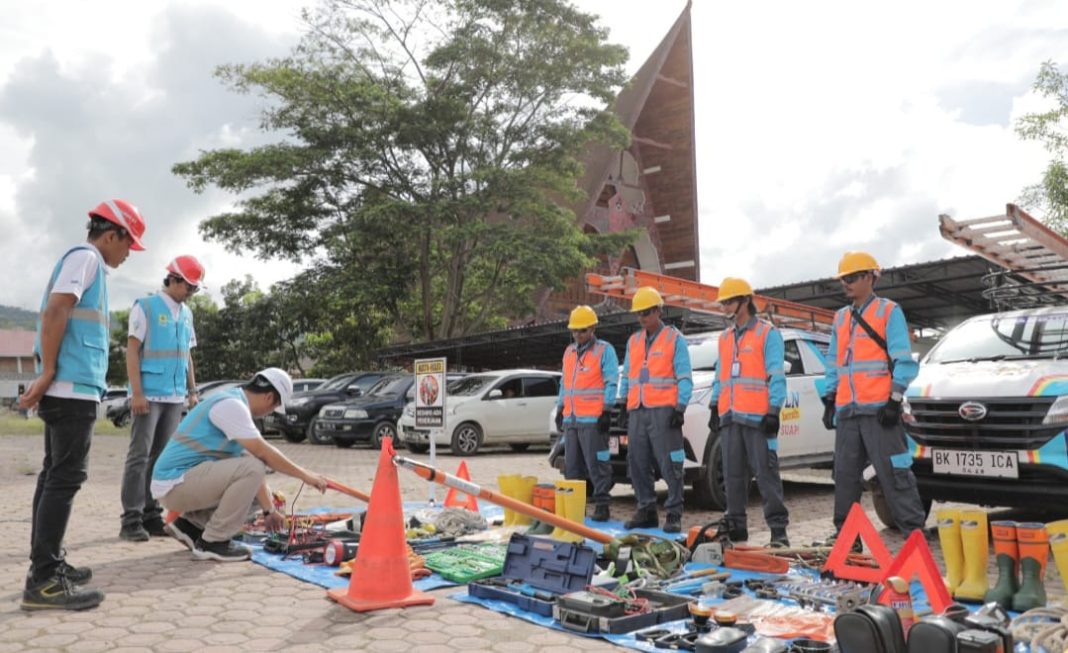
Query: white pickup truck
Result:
<box><xmin>552</xmin><ymin>328</ymin><xmax>837</xmax><ymax>509</ymax></box>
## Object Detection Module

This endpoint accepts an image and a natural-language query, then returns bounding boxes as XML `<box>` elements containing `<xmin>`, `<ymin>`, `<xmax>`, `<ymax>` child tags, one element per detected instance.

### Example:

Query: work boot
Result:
<box><xmin>119</xmin><ymin>523</ymin><xmax>150</xmax><ymax>542</ymax></box>
<box><xmin>955</xmin><ymin>509</ymin><xmax>989</xmax><ymax>602</ymax></box>
<box><xmin>21</xmin><ymin>573</ymin><xmax>105</xmax><ymax>611</ymax></box>
<box><xmin>498</xmin><ymin>474</ymin><xmax>520</xmax><ymax>526</ymax></box>
<box><xmin>551</xmin><ymin>480</ymin><xmax>586</xmax><ymax>543</ymax></box>
<box><xmin>513</xmin><ymin>476</ymin><xmax>537</xmax><ymax>526</ymax></box>
<box><xmin>824</xmin><ymin>532</ymin><xmax>862</xmax><ymax>554</ymax></box>
<box><xmin>591</xmin><ymin>504</ymin><xmax>610</xmax><ymax>522</ymax></box>
<box><xmin>663</xmin><ymin>513</ymin><xmax>682</xmax><ymax>534</ymax></box>
<box><xmin>192</xmin><ymin>538</ymin><xmax>252</xmax><ymax>562</ymax></box>
<box><xmin>526</xmin><ymin>484</ymin><xmax>557</xmax><ymax>535</ymax></box>
<box><xmin>984</xmin><ymin>521</ymin><xmax>1019</xmax><ymax>609</ymax></box>
<box><xmin>769</xmin><ymin>528</ymin><xmax>790</xmax><ymax>548</ymax></box>
<box><xmin>625</xmin><ymin>507</ymin><xmax>658</xmax><ymax>530</ymax></box>
<box><xmin>142</xmin><ymin>517</ymin><xmax>168</xmax><ymax>537</ymax></box>
<box><xmin>1012</xmin><ymin>522</ymin><xmax>1049</xmax><ymax>612</ymax></box>
<box><xmin>165</xmin><ymin>517</ymin><xmax>204</xmax><ymax>551</ymax></box>
<box><xmin>936</xmin><ymin>509</ymin><xmax>964</xmax><ymax>593</ymax></box>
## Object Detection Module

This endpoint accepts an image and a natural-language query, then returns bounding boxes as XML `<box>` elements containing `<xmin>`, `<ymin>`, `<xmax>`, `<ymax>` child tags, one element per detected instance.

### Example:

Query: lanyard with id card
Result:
<box><xmin>731</xmin><ymin>360</ymin><xmax>741</xmax><ymax>378</ymax></box>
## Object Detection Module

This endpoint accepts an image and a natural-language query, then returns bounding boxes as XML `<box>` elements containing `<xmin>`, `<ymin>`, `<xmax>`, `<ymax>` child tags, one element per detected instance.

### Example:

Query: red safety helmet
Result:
<box><xmin>166</xmin><ymin>255</ymin><xmax>206</xmax><ymax>288</ymax></box>
<box><xmin>88</xmin><ymin>199</ymin><xmax>146</xmax><ymax>251</ymax></box>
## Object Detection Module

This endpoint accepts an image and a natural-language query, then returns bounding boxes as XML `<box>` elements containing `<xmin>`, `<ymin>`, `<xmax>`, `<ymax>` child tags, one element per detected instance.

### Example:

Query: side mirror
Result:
<box><xmin>346</xmin><ymin>386</ymin><xmax>363</xmax><ymax>396</ymax></box>
<box><xmin>783</xmin><ymin>360</ymin><xmax>793</xmax><ymax>375</ymax></box>
<box><xmin>487</xmin><ymin>389</ymin><xmax>503</xmax><ymax>399</ymax></box>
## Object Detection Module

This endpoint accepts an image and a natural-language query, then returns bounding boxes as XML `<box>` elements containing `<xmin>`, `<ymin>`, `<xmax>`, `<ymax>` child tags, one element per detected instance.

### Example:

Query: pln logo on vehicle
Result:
<box><xmin>958</xmin><ymin>401</ymin><xmax>987</xmax><ymax>422</ymax></box>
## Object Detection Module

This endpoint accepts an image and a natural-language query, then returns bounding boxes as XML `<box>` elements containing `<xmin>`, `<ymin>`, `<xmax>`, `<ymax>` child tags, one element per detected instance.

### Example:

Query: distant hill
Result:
<box><xmin>0</xmin><ymin>305</ymin><xmax>37</xmax><ymax>330</ymax></box>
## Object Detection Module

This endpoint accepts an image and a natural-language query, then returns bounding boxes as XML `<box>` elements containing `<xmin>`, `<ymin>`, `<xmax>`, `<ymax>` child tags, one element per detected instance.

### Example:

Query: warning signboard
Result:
<box><xmin>414</xmin><ymin>358</ymin><xmax>446</xmax><ymax>428</ymax></box>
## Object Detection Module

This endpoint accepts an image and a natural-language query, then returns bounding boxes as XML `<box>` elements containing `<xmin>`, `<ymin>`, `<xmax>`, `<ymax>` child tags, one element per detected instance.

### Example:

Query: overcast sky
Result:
<box><xmin>1</xmin><ymin>0</ymin><xmax>1064</xmax><ymax>311</ymax></box>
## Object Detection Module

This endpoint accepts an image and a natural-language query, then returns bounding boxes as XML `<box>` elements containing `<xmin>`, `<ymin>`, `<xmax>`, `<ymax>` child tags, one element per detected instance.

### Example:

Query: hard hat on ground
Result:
<box><xmin>717</xmin><ymin>277</ymin><xmax>754</xmax><ymax>303</ymax></box>
<box><xmin>568</xmin><ymin>305</ymin><xmax>598</xmax><ymax>329</ymax></box>
<box><xmin>631</xmin><ymin>286</ymin><xmax>664</xmax><ymax>313</ymax></box>
<box><xmin>167</xmin><ymin>255</ymin><xmax>206</xmax><ymax>287</ymax></box>
<box><xmin>253</xmin><ymin>368</ymin><xmax>293</xmax><ymax>407</ymax></box>
<box><xmin>836</xmin><ymin>251</ymin><xmax>880</xmax><ymax>278</ymax></box>
<box><xmin>88</xmin><ymin>199</ymin><xmax>146</xmax><ymax>251</ymax></box>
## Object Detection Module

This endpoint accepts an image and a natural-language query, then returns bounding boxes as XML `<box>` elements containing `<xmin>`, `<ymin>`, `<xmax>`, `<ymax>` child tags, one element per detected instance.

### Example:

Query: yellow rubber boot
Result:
<box><xmin>1048</xmin><ymin>519</ymin><xmax>1068</xmax><ymax>593</ymax></box>
<box><xmin>551</xmin><ymin>480</ymin><xmax>587</xmax><ymax>543</ymax></box>
<box><xmin>512</xmin><ymin>476</ymin><xmax>537</xmax><ymax>526</ymax></box>
<box><xmin>1012</xmin><ymin>522</ymin><xmax>1049</xmax><ymax>612</ymax></box>
<box><xmin>954</xmin><ymin>509</ymin><xmax>989</xmax><ymax>602</ymax></box>
<box><xmin>983</xmin><ymin>521</ymin><xmax>1018</xmax><ymax>609</ymax></box>
<box><xmin>936</xmin><ymin>509</ymin><xmax>964</xmax><ymax>593</ymax></box>
<box><xmin>497</xmin><ymin>474</ymin><xmax>519</xmax><ymax>526</ymax></box>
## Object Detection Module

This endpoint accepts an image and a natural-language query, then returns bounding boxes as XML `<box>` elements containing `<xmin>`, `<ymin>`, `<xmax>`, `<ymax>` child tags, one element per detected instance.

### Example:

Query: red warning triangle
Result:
<box><xmin>821</xmin><ymin>502</ymin><xmax>894</xmax><ymax>583</ymax></box>
<box><xmin>444</xmin><ymin>460</ymin><xmax>479</xmax><ymax>512</ymax></box>
<box><xmin>878</xmin><ymin>529</ymin><xmax>953</xmax><ymax>615</ymax></box>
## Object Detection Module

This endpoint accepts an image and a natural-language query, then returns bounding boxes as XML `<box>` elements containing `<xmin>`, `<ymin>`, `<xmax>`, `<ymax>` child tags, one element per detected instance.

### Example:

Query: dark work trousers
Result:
<box><xmin>721</xmin><ymin>421</ymin><xmax>789</xmax><ymax>532</ymax></box>
<box><xmin>563</xmin><ymin>422</ymin><xmax>613</xmax><ymax>507</ymax></box>
<box><xmin>121</xmin><ymin>401</ymin><xmax>184</xmax><ymax>527</ymax></box>
<box><xmin>30</xmin><ymin>396</ymin><xmax>96</xmax><ymax>582</ymax></box>
<box><xmin>627</xmin><ymin>406</ymin><xmax>685</xmax><ymax>516</ymax></box>
<box><xmin>833</xmin><ymin>414</ymin><xmax>927</xmax><ymax>534</ymax></box>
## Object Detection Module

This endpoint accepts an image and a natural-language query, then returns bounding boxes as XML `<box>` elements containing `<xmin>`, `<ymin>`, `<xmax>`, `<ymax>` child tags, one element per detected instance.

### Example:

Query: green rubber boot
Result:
<box><xmin>983</xmin><ymin>521</ymin><xmax>1018</xmax><ymax>609</ymax></box>
<box><xmin>1012</xmin><ymin>522</ymin><xmax>1049</xmax><ymax>612</ymax></box>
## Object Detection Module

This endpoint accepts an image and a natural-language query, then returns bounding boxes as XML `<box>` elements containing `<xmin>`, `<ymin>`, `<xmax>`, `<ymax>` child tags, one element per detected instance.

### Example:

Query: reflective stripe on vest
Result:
<box><xmin>562</xmin><ymin>341</ymin><xmax>607</xmax><ymax>418</ymax></box>
<box><xmin>34</xmin><ymin>245</ymin><xmax>109</xmax><ymax>397</ymax></box>
<box><xmin>835</xmin><ymin>298</ymin><xmax>893</xmax><ymax>408</ymax></box>
<box><xmin>152</xmin><ymin>387</ymin><xmax>249</xmax><ymax>481</ymax></box>
<box><xmin>717</xmin><ymin>320</ymin><xmax>772</xmax><ymax>417</ymax></box>
<box><xmin>137</xmin><ymin>294</ymin><xmax>193</xmax><ymax>397</ymax></box>
<box><xmin>626</xmin><ymin>327</ymin><xmax>680</xmax><ymax>410</ymax></box>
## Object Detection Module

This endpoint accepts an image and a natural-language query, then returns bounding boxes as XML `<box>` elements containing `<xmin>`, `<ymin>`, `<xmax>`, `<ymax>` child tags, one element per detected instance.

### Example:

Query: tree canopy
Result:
<box><xmin>1017</xmin><ymin>61</ymin><xmax>1068</xmax><ymax>232</ymax></box>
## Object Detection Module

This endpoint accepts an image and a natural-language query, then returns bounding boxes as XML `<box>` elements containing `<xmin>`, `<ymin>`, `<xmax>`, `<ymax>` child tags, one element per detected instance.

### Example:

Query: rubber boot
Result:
<box><xmin>1047</xmin><ymin>519</ymin><xmax>1068</xmax><ymax>594</ymax></box>
<box><xmin>1012</xmin><ymin>522</ymin><xmax>1049</xmax><ymax>611</ymax></box>
<box><xmin>526</xmin><ymin>484</ymin><xmax>556</xmax><ymax>535</ymax></box>
<box><xmin>936</xmin><ymin>508</ymin><xmax>964</xmax><ymax>594</ymax></box>
<box><xmin>497</xmin><ymin>474</ymin><xmax>519</xmax><ymax>526</ymax></box>
<box><xmin>512</xmin><ymin>476</ymin><xmax>537</xmax><ymax>526</ymax></box>
<box><xmin>551</xmin><ymin>480</ymin><xmax>586</xmax><ymax>543</ymax></box>
<box><xmin>954</xmin><ymin>509</ymin><xmax>989</xmax><ymax>602</ymax></box>
<box><xmin>983</xmin><ymin>521</ymin><xmax>1018</xmax><ymax>609</ymax></box>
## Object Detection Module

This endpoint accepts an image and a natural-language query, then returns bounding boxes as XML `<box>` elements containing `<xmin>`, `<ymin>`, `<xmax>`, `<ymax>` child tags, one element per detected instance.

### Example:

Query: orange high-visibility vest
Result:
<box><xmin>835</xmin><ymin>298</ymin><xmax>893</xmax><ymax>408</ymax></box>
<box><xmin>562</xmin><ymin>341</ymin><xmax>607</xmax><ymax>418</ymax></box>
<box><xmin>717</xmin><ymin>320</ymin><xmax>771</xmax><ymax>417</ymax></box>
<box><xmin>626</xmin><ymin>327</ymin><xmax>680</xmax><ymax>410</ymax></box>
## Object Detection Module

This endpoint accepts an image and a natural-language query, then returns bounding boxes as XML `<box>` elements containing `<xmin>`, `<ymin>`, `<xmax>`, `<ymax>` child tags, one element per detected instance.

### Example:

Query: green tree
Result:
<box><xmin>173</xmin><ymin>0</ymin><xmax>634</xmax><ymax>348</ymax></box>
<box><xmin>107</xmin><ymin>309</ymin><xmax>130</xmax><ymax>387</ymax></box>
<box><xmin>1017</xmin><ymin>61</ymin><xmax>1068</xmax><ymax>232</ymax></box>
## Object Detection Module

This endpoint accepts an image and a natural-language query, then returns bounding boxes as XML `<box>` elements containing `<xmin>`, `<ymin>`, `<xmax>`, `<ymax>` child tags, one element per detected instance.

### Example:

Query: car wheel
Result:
<box><xmin>871</xmin><ymin>479</ymin><xmax>933</xmax><ymax>530</ymax></box>
<box><xmin>281</xmin><ymin>428</ymin><xmax>306</xmax><ymax>443</ymax></box>
<box><xmin>114</xmin><ymin>411</ymin><xmax>131</xmax><ymax>428</ymax></box>
<box><xmin>451</xmin><ymin>422</ymin><xmax>483</xmax><ymax>456</ymax></box>
<box><xmin>372</xmin><ymin>421</ymin><xmax>398</xmax><ymax>449</ymax></box>
<box><xmin>692</xmin><ymin>434</ymin><xmax>727</xmax><ymax>510</ymax></box>
<box><xmin>407</xmin><ymin>443</ymin><xmax>429</xmax><ymax>454</ymax></box>
<box><xmin>307</xmin><ymin>418</ymin><xmax>332</xmax><ymax>445</ymax></box>
<box><xmin>508</xmin><ymin>443</ymin><xmax>530</xmax><ymax>453</ymax></box>
<box><xmin>334</xmin><ymin>438</ymin><xmax>354</xmax><ymax>449</ymax></box>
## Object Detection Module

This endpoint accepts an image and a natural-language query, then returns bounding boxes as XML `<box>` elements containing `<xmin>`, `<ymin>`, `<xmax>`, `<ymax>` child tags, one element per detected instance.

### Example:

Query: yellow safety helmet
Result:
<box><xmin>631</xmin><ymin>286</ymin><xmax>664</xmax><ymax>312</ymax></box>
<box><xmin>567</xmin><ymin>305</ymin><xmax>598</xmax><ymax>329</ymax></box>
<box><xmin>717</xmin><ymin>277</ymin><xmax>754</xmax><ymax>303</ymax></box>
<box><xmin>836</xmin><ymin>251</ymin><xmax>881</xmax><ymax>278</ymax></box>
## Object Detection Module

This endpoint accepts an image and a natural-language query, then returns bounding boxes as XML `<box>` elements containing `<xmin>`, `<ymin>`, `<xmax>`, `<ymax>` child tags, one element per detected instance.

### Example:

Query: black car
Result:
<box><xmin>316</xmin><ymin>373</ymin><xmax>465</xmax><ymax>449</ymax></box>
<box><xmin>280</xmin><ymin>371</ymin><xmax>388</xmax><ymax>443</ymax></box>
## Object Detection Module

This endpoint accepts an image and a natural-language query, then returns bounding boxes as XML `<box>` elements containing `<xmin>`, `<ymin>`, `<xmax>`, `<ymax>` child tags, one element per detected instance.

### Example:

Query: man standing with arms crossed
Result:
<box><xmin>618</xmin><ymin>287</ymin><xmax>692</xmax><ymax>533</ymax></box>
<box><xmin>823</xmin><ymin>252</ymin><xmax>926</xmax><ymax>541</ymax></box>
<box><xmin>708</xmin><ymin>278</ymin><xmax>790</xmax><ymax>546</ymax></box>
<box><xmin>555</xmin><ymin>305</ymin><xmax>619</xmax><ymax>521</ymax></box>
<box><xmin>20</xmin><ymin>199</ymin><xmax>147</xmax><ymax>611</ymax></box>
<box><xmin>119</xmin><ymin>255</ymin><xmax>206</xmax><ymax>541</ymax></box>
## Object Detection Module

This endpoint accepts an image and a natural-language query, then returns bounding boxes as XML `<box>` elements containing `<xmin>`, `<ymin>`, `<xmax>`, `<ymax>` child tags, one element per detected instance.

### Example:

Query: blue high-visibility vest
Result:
<box><xmin>153</xmin><ymin>387</ymin><xmax>249</xmax><ymax>482</ymax></box>
<box><xmin>34</xmin><ymin>245</ymin><xmax>109</xmax><ymax>397</ymax></box>
<box><xmin>136</xmin><ymin>294</ymin><xmax>193</xmax><ymax>397</ymax></box>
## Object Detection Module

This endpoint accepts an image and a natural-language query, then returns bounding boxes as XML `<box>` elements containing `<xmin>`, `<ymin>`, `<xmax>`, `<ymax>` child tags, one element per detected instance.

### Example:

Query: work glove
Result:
<box><xmin>878</xmin><ymin>397</ymin><xmax>903</xmax><ymax>427</ymax></box>
<box><xmin>669</xmin><ymin>408</ymin><xmax>686</xmax><ymax>429</ymax></box>
<box><xmin>708</xmin><ymin>410</ymin><xmax>720</xmax><ymax>433</ymax></box>
<box><xmin>760</xmin><ymin>412</ymin><xmax>780</xmax><ymax>437</ymax></box>
<box><xmin>597</xmin><ymin>411</ymin><xmax>611</xmax><ymax>434</ymax></box>
<box><xmin>554</xmin><ymin>409</ymin><xmax>564</xmax><ymax>433</ymax></box>
<box><xmin>821</xmin><ymin>394</ymin><xmax>836</xmax><ymax>431</ymax></box>
<box><xmin>616</xmin><ymin>400</ymin><xmax>628</xmax><ymax>430</ymax></box>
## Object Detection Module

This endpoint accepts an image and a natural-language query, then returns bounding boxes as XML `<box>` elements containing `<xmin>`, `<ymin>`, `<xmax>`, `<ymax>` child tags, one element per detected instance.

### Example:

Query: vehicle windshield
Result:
<box><xmin>926</xmin><ymin>312</ymin><xmax>1068</xmax><ymax>363</ymax></box>
<box><xmin>365</xmin><ymin>376</ymin><xmax>408</xmax><ymax>396</ymax></box>
<box><xmin>449</xmin><ymin>375</ymin><xmax>494</xmax><ymax>396</ymax></box>
<box><xmin>320</xmin><ymin>373</ymin><xmax>355</xmax><ymax>391</ymax></box>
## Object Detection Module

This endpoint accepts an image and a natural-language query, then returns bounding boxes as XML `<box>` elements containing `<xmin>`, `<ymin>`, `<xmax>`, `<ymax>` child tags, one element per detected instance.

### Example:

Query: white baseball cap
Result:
<box><xmin>253</xmin><ymin>367</ymin><xmax>293</xmax><ymax>407</ymax></box>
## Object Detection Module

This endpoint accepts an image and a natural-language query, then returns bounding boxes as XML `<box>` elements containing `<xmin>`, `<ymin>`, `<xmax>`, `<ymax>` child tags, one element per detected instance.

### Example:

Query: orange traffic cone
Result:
<box><xmin>443</xmin><ymin>460</ymin><xmax>479</xmax><ymax>512</ymax></box>
<box><xmin>326</xmin><ymin>437</ymin><xmax>435</xmax><ymax>612</ymax></box>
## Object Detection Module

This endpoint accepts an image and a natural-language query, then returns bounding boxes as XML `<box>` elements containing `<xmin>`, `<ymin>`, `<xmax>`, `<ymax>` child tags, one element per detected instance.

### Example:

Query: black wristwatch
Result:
<box><xmin>262</xmin><ymin>508</ymin><xmax>274</xmax><ymax>518</ymax></box>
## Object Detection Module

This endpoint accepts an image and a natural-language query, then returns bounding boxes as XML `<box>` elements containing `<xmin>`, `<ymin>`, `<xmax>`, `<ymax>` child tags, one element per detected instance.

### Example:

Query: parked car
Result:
<box><xmin>263</xmin><ymin>378</ymin><xmax>325</xmax><ymax>434</ymax></box>
<box><xmin>317</xmin><ymin>373</ymin><xmax>467</xmax><ymax>448</ymax></box>
<box><xmin>899</xmin><ymin>306</ymin><xmax>1068</xmax><ymax>526</ymax></box>
<box><xmin>278</xmin><ymin>371</ymin><xmax>388</xmax><ymax>443</ymax></box>
<box><xmin>99</xmin><ymin>387</ymin><xmax>130</xmax><ymax>421</ymax></box>
<box><xmin>399</xmin><ymin>369</ymin><xmax>562</xmax><ymax>455</ymax></box>
<box><xmin>548</xmin><ymin>328</ymin><xmax>836</xmax><ymax>510</ymax></box>
<box><xmin>106</xmin><ymin>379</ymin><xmax>243</xmax><ymax>428</ymax></box>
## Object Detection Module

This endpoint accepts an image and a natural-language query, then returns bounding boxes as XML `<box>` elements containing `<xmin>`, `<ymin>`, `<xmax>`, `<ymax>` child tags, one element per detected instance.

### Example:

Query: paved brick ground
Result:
<box><xmin>1</xmin><ymin>431</ymin><xmax>1065</xmax><ymax>652</ymax></box>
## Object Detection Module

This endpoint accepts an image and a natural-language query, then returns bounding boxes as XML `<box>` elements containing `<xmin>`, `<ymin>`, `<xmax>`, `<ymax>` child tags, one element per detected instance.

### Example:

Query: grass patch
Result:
<box><xmin>0</xmin><ymin>409</ymin><xmax>128</xmax><ymax>437</ymax></box>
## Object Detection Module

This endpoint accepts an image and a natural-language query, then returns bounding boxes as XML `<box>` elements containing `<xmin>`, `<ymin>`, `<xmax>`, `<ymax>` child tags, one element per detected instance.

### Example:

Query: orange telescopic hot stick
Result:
<box><xmin>325</xmin><ymin>478</ymin><xmax>371</xmax><ymax>503</ymax></box>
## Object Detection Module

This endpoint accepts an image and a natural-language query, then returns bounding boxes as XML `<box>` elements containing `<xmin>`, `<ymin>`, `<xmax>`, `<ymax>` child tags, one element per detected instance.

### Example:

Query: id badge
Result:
<box><xmin>731</xmin><ymin>361</ymin><xmax>741</xmax><ymax>378</ymax></box>
<box><xmin>639</xmin><ymin>367</ymin><xmax>650</xmax><ymax>383</ymax></box>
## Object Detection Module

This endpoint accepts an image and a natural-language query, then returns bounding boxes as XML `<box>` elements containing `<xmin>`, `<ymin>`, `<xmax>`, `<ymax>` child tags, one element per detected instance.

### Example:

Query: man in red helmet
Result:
<box><xmin>119</xmin><ymin>255</ymin><xmax>205</xmax><ymax>542</ymax></box>
<box><xmin>20</xmin><ymin>199</ymin><xmax>146</xmax><ymax>611</ymax></box>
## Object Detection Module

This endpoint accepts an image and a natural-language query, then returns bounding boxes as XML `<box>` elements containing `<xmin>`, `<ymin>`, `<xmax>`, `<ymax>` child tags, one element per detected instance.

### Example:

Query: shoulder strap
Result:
<box><xmin>851</xmin><ymin>306</ymin><xmax>894</xmax><ymax>373</ymax></box>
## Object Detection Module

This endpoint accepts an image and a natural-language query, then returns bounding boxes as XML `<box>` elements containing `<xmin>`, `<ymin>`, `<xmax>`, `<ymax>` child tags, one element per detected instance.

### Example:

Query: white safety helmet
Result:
<box><xmin>253</xmin><ymin>367</ymin><xmax>293</xmax><ymax>407</ymax></box>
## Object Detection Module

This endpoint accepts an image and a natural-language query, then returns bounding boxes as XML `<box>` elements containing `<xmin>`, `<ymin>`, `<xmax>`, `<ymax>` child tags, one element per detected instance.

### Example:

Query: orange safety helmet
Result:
<box><xmin>88</xmin><ymin>199</ymin><xmax>146</xmax><ymax>251</ymax></box>
<box><xmin>166</xmin><ymin>255</ymin><xmax>206</xmax><ymax>287</ymax></box>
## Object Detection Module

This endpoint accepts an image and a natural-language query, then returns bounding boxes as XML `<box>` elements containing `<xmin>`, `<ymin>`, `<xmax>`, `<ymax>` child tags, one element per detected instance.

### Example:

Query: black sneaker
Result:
<box><xmin>165</xmin><ymin>517</ymin><xmax>203</xmax><ymax>551</ymax></box>
<box><xmin>21</xmin><ymin>574</ymin><xmax>105</xmax><ymax>612</ymax></box>
<box><xmin>591</xmin><ymin>504</ymin><xmax>610</xmax><ymax>522</ymax></box>
<box><xmin>663</xmin><ymin>513</ymin><xmax>682</xmax><ymax>533</ymax></box>
<box><xmin>58</xmin><ymin>561</ymin><xmax>93</xmax><ymax>585</ymax></box>
<box><xmin>192</xmin><ymin>538</ymin><xmax>252</xmax><ymax>562</ymax></box>
<box><xmin>824</xmin><ymin>532</ymin><xmax>863</xmax><ymax>554</ymax></box>
<box><xmin>769</xmin><ymin>528</ymin><xmax>790</xmax><ymax>548</ymax></box>
<box><xmin>624</xmin><ymin>508</ymin><xmax>658</xmax><ymax>530</ymax></box>
<box><xmin>119</xmin><ymin>523</ymin><xmax>150</xmax><ymax>542</ymax></box>
<box><xmin>142</xmin><ymin>518</ymin><xmax>168</xmax><ymax>537</ymax></box>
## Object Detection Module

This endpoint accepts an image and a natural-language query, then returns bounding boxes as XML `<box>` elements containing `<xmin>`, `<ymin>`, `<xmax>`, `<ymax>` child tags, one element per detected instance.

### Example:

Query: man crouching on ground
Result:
<box><xmin>151</xmin><ymin>368</ymin><xmax>328</xmax><ymax>561</ymax></box>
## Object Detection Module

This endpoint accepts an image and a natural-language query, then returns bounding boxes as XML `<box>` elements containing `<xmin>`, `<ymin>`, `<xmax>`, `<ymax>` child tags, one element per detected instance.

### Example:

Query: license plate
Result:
<box><xmin>931</xmin><ymin>448</ymin><xmax>1019</xmax><ymax>479</ymax></box>
<box><xmin>608</xmin><ymin>437</ymin><xmax>619</xmax><ymax>455</ymax></box>
<box><xmin>321</xmin><ymin>423</ymin><xmax>336</xmax><ymax>431</ymax></box>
